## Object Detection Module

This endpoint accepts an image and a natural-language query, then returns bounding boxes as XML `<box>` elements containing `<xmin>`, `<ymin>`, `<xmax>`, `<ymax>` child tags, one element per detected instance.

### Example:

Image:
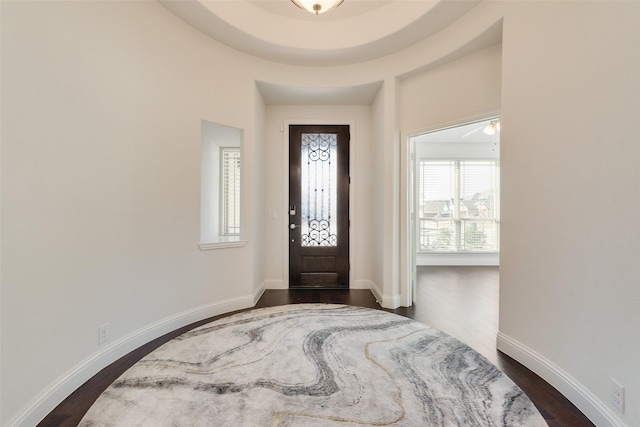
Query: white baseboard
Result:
<box><xmin>367</xmin><ymin>280</ymin><xmax>400</xmax><ymax>309</ymax></box>
<box><xmin>8</xmin><ymin>295</ymin><xmax>256</xmax><ymax>427</ymax></box>
<box><xmin>379</xmin><ymin>293</ymin><xmax>401</xmax><ymax>309</ymax></box>
<box><xmin>253</xmin><ymin>282</ymin><xmax>266</xmax><ymax>304</ymax></box>
<box><xmin>369</xmin><ymin>280</ymin><xmax>383</xmax><ymax>305</ymax></box>
<box><xmin>497</xmin><ymin>332</ymin><xmax>627</xmax><ymax>427</ymax></box>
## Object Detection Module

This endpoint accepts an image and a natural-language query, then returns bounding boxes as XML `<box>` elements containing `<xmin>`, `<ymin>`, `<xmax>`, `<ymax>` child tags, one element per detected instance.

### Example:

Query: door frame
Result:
<box><xmin>283</xmin><ymin>119</ymin><xmax>355</xmax><ymax>289</ymax></box>
<box><xmin>400</xmin><ymin>111</ymin><xmax>502</xmax><ymax>306</ymax></box>
<box><xmin>400</xmin><ymin>130</ymin><xmax>416</xmax><ymax>307</ymax></box>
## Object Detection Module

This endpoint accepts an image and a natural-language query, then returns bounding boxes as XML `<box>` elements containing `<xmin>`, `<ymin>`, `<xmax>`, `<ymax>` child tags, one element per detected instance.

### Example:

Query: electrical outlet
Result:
<box><xmin>98</xmin><ymin>323</ymin><xmax>110</xmax><ymax>345</ymax></box>
<box><xmin>611</xmin><ymin>378</ymin><xmax>625</xmax><ymax>413</ymax></box>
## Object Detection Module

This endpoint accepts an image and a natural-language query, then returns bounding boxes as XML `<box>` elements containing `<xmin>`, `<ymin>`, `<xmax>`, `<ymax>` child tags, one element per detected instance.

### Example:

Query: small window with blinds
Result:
<box><xmin>418</xmin><ymin>160</ymin><xmax>499</xmax><ymax>252</ymax></box>
<box><xmin>221</xmin><ymin>147</ymin><xmax>241</xmax><ymax>236</ymax></box>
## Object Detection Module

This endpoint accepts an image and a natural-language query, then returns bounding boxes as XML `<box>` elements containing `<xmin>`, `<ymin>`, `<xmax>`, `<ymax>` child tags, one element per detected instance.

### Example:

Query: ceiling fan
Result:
<box><xmin>462</xmin><ymin>120</ymin><xmax>501</xmax><ymax>138</ymax></box>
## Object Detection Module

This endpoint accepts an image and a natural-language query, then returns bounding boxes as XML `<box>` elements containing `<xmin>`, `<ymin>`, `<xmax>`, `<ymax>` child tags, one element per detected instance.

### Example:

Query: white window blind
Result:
<box><xmin>221</xmin><ymin>147</ymin><xmax>241</xmax><ymax>235</ymax></box>
<box><xmin>418</xmin><ymin>160</ymin><xmax>499</xmax><ymax>252</ymax></box>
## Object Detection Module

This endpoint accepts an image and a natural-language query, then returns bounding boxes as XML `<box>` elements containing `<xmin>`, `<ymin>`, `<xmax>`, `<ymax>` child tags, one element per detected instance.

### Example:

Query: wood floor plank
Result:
<box><xmin>38</xmin><ymin>267</ymin><xmax>594</xmax><ymax>426</ymax></box>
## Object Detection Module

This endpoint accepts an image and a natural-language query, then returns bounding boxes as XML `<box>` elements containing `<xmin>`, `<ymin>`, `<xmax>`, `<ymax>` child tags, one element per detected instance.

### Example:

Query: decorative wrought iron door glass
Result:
<box><xmin>300</xmin><ymin>133</ymin><xmax>338</xmax><ymax>246</ymax></box>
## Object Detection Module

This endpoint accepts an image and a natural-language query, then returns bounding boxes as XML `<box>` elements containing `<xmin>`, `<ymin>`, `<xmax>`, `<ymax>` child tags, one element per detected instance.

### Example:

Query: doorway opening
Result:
<box><xmin>405</xmin><ymin>117</ymin><xmax>500</xmax><ymax>304</ymax></box>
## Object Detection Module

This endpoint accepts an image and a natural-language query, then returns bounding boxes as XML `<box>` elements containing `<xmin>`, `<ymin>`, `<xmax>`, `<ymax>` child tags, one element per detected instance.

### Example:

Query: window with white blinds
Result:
<box><xmin>418</xmin><ymin>160</ymin><xmax>499</xmax><ymax>252</ymax></box>
<box><xmin>221</xmin><ymin>147</ymin><xmax>241</xmax><ymax>235</ymax></box>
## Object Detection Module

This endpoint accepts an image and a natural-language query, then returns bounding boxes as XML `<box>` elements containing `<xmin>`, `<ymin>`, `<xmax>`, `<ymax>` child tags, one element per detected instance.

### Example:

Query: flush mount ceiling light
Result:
<box><xmin>291</xmin><ymin>0</ymin><xmax>344</xmax><ymax>15</ymax></box>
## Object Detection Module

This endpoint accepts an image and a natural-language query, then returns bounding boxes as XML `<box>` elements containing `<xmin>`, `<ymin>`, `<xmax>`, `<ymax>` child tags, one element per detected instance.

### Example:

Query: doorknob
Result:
<box><xmin>290</xmin><ymin>224</ymin><xmax>300</xmax><ymax>230</ymax></box>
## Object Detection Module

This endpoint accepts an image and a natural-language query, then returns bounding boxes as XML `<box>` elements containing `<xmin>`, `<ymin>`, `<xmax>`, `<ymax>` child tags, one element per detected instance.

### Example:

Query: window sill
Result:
<box><xmin>417</xmin><ymin>251</ymin><xmax>499</xmax><ymax>267</ymax></box>
<box><xmin>198</xmin><ymin>238</ymin><xmax>246</xmax><ymax>251</ymax></box>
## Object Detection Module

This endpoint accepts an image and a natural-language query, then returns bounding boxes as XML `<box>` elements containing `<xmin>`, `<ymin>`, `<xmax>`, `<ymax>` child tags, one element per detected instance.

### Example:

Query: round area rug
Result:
<box><xmin>79</xmin><ymin>304</ymin><xmax>547</xmax><ymax>426</ymax></box>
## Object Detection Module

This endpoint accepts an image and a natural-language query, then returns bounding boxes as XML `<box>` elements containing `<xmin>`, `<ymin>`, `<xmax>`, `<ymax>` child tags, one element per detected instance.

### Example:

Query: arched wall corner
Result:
<box><xmin>397</xmin><ymin>17</ymin><xmax>503</xmax><ymax>82</ymax></box>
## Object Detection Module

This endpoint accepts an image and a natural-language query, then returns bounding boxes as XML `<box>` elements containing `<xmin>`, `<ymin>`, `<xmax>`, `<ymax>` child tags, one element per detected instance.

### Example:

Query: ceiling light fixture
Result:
<box><xmin>291</xmin><ymin>0</ymin><xmax>344</xmax><ymax>15</ymax></box>
<box><xmin>483</xmin><ymin>121</ymin><xmax>501</xmax><ymax>136</ymax></box>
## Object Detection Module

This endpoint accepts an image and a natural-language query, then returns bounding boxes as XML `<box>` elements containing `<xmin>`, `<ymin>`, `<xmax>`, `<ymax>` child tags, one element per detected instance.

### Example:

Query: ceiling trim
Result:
<box><xmin>159</xmin><ymin>0</ymin><xmax>480</xmax><ymax>66</ymax></box>
<box><xmin>256</xmin><ymin>80</ymin><xmax>384</xmax><ymax>105</ymax></box>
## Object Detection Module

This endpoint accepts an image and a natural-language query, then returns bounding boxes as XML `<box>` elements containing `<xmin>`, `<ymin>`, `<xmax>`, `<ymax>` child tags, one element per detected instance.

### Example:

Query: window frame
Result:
<box><xmin>418</xmin><ymin>158</ymin><xmax>500</xmax><ymax>253</ymax></box>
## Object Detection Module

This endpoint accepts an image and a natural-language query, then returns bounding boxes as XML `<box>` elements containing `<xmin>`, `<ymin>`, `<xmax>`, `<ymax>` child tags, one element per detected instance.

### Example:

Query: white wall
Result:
<box><xmin>261</xmin><ymin>105</ymin><xmax>376</xmax><ymax>290</ymax></box>
<box><xmin>400</xmin><ymin>44</ymin><xmax>502</xmax><ymax>135</ymax></box>
<box><xmin>498</xmin><ymin>2</ymin><xmax>640</xmax><ymax>426</ymax></box>
<box><xmin>252</xmin><ymin>87</ymin><xmax>267</xmax><ymax>299</ymax></box>
<box><xmin>1</xmin><ymin>2</ymin><xmax>262</xmax><ymax>425</ymax></box>
<box><xmin>371</xmin><ymin>86</ymin><xmax>386</xmax><ymax>302</ymax></box>
<box><xmin>380</xmin><ymin>78</ymin><xmax>401</xmax><ymax>308</ymax></box>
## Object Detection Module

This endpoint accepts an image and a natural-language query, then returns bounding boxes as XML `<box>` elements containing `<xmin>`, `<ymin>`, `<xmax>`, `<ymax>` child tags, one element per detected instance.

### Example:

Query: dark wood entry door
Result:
<box><xmin>289</xmin><ymin>125</ymin><xmax>350</xmax><ymax>288</ymax></box>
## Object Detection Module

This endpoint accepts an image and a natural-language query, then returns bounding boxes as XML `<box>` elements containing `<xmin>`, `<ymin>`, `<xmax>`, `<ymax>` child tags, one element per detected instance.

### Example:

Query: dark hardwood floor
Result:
<box><xmin>39</xmin><ymin>266</ymin><xmax>594</xmax><ymax>426</ymax></box>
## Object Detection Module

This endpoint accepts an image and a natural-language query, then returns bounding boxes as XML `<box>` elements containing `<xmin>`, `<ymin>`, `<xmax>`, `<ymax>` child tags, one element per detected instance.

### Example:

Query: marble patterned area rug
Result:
<box><xmin>79</xmin><ymin>304</ymin><xmax>547</xmax><ymax>426</ymax></box>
